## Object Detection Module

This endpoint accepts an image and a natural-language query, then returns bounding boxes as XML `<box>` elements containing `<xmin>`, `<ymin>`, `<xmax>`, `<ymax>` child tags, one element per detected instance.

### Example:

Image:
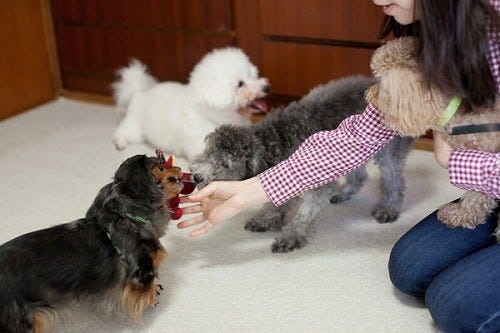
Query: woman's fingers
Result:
<box><xmin>177</xmin><ymin>214</ymin><xmax>205</xmax><ymax>229</ymax></box>
<box><xmin>187</xmin><ymin>183</ymin><xmax>218</xmax><ymax>201</ymax></box>
<box><xmin>181</xmin><ymin>203</ymin><xmax>203</xmax><ymax>215</ymax></box>
<box><xmin>190</xmin><ymin>222</ymin><xmax>214</xmax><ymax>238</ymax></box>
<box><xmin>179</xmin><ymin>195</ymin><xmax>192</xmax><ymax>204</ymax></box>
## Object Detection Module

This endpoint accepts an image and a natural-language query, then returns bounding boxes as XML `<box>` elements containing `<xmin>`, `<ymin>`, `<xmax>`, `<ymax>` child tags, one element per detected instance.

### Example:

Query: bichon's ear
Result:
<box><xmin>196</xmin><ymin>75</ymin><xmax>234</xmax><ymax>110</ymax></box>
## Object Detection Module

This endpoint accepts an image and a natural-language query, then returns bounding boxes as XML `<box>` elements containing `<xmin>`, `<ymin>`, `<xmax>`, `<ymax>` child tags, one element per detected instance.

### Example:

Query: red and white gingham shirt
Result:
<box><xmin>259</xmin><ymin>1</ymin><xmax>500</xmax><ymax>206</ymax></box>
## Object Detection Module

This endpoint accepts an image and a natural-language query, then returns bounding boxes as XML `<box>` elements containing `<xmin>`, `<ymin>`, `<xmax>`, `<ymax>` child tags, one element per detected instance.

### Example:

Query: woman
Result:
<box><xmin>180</xmin><ymin>1</ymin><xmax>499</xmax><ymax>331</ymax></box>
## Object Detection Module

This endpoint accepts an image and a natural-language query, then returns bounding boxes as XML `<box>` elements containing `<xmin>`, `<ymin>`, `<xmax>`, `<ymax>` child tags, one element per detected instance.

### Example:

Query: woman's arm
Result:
<box><xmin>259</xmin><ymin>103</ymin><xmax>396</xmax><ymax>205</ymax></box>
<box><xmin>434</xmin><ymin>131</ymin><xmax>499</xmax><ymax>198</ymax></box>
<box><xmin>449</xmin><ymin>150</ymin><xmax>499</xmax><ymax>198</ymax></box>
<box><xmin>179</xmin><ymin>103</ymin><xmax>396</xmax><ymax>236</ymax></box>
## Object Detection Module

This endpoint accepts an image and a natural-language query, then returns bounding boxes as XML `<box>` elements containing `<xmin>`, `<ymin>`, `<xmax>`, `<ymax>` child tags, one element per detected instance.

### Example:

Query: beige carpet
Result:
<box><xmin>0</xmin><ymin>98</ymin><xmax>463</xmax><ymax>332</ymax></box>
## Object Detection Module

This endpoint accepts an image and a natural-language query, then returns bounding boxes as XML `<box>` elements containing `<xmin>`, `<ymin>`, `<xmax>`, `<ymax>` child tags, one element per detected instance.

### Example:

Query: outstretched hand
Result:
<box><xmin>177</xmin><ymin>177</ymin><xmax>271</xmax><ymax>237</ymax></box>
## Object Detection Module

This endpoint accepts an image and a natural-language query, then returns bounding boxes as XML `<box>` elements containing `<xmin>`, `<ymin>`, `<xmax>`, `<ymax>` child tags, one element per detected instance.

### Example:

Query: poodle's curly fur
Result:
<box><xmin>366</xmin><ymin>37</ymin><xmax>499</xmax><ymax>237</ymax></box>
<box><xmin>112</xmin><ymin>47</ymin><xmax>269</xmax><ymax>161</ymax></box>
<box><xmin>190</xmin><ymin>76</ymin><xmax>414</xmax><ymax>252</ymax></box>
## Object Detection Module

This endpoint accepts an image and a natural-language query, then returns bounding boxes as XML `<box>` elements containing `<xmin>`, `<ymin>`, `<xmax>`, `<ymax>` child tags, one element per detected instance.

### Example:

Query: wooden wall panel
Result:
<box><xmin>0</xmin><ymin>0</ymin><xmax>58</xmax><ymax>120</ymax></box>
<box><xmin>55</xmin><ymin>25</ymin><xmax>232</xmax><ymax>95</ymax></box>
<box><xmin>260</xmin><ymin>0</ymin><xmax>384</xmax><ymax>43</ymax></box>
<box><xmin>233</xmin><ymin>0</ymin><xmax>264</xmax><ymax>70</ymax></box>
<box><xmin>263</xmin><ymin>41</ymin><xmax>374</xmax><ymax>96</ymax></box>
<box><xmin>51</xmin><ymin>0</ymin><xmax>232</xmax><ymax>30</ymax></box>
<box><xmin>51</xmin><ymin>0</ymin><xmax>384</xmax><ymax>103</ymax></box>
<box><xmin>51</xmin><ymin>0</ymin><xmax>235</xmax><ymax>95</ymax></box>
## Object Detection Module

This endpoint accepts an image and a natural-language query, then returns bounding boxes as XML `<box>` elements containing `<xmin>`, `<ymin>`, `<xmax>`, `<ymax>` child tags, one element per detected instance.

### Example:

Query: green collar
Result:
<box><xmin>105</xmin><ymin>213</ymin><xmax>151</xmax><ymax>261</ymax></box>
<box><xmin>125</xmin><ymin>213</ymin><xmax>151</xmax><ymax>225</ymax></box>
<box><xmin>436</xmin><ymin>96</ymin><xmax>462</xmax><ymax>127</ymax></box>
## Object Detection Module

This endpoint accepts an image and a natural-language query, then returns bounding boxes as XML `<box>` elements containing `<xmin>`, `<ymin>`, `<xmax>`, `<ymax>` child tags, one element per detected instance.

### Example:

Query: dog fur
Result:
<box><xmin>366</xmin><ymin>36</ymin><xmax>499</xmax><ymax>237</ymax></box>
<box><xmin>0</xmin><ymin>153</ymin><xmax>184</xmax><ymax>332</ymax></box>
<box><xmin>190</xmin><ymin>76</ymin><xmax>414</xmax><ymax>252</ymax></box>
<box><xmin>112</xmin><ymin>47</ymin><xmax>269</xmax><ymax>161</ymax></box>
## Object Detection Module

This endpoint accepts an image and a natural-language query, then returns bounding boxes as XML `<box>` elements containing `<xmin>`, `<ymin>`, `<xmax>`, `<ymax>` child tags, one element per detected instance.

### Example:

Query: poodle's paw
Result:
<box><xmin>372</xmin><ymin>205</ymin><xmax>399</xmax><ymax>223</ymax></box>
<box><xmin>437</xmin><ymin>202</ymin><xmax>483</xmax><ymax>229</ymax></box>
<box><xmin>329</xmin><ymin>191</ymin><xmax>352</xmax><ymax>204</ymax></box>
<box><xmin>244</xmin><ymin>219</ymin><xmax>271</xmax><ymax>232</ymax></box>
<box><xmin>271</xmin><ymin>235</ymin><xmax>307</xmax><ymax>253</ymax></box>
<box><xmin>113</xmin><ymin>135</ymin><xmax>128</xmax><ymax>150</ymax></box>
<box><xmin>244</xmin><ymin>216</ymin><xmax>284</xmax><ymax>232</ymax></box>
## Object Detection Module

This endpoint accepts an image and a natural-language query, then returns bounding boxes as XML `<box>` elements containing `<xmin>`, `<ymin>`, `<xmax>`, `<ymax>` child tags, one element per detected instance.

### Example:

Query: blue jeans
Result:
<box><xmin>388</xmin><ymin>203</ymin><xmax>499</xmax><ymax>333</ymax></box>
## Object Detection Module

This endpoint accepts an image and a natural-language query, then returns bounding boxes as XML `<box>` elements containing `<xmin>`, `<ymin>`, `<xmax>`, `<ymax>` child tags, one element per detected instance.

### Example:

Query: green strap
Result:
<box><xmin>126</xmin><ymin>213</ymin><xmax>151</xmax><ymax>225</ymax></box>
<box><xmin>436</xmin><ymin>95</ymin><xmax>462</xmax><ymax>127</ymax></box>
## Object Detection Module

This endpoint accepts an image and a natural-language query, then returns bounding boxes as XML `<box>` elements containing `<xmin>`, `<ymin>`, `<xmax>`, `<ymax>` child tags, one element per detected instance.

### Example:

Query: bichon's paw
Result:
<box><xmin>372</xmin><ymin>205</ymin><xmax>399</xmax><ymax>223</ymax></box>
<box><xmin>113</xmin><ymin>136</ymin><xmax>128</xmax><ymax>150</ymax></box>
<box><xmin>271</xmin><ymin>236</ymin><xmax>307</xmax><ymax>253</ymax></box>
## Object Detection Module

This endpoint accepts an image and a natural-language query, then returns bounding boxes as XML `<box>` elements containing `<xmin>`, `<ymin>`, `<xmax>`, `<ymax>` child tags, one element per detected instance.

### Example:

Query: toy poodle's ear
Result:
<box><xmin>369</xmin><ymin>68</ymin><xmax>446</xmax><ymax>136</ymax></box>
<box><xmin>246</xmin><ymin>152</ymin><xmax>266</xmax><ymax>178</ymax></box>
<box><xmin>366</xmin><ymin>37</ymin><xmax>447</xmax><ymax>136</ymax></box>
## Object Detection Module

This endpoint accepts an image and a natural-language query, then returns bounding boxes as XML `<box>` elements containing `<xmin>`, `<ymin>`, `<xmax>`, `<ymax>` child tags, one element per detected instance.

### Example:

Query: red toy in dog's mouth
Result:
<box><xmin>156</xmin><ymin>149</ymin><xmax>196</xmax><ymax>220</ymax></box>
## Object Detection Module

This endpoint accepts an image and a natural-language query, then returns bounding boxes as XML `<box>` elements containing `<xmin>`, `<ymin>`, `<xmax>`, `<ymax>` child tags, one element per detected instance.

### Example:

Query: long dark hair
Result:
<box><xmin>378</xmin><ymin>0</ymin><xmax>499</xmax><ymax>108</ymax></box>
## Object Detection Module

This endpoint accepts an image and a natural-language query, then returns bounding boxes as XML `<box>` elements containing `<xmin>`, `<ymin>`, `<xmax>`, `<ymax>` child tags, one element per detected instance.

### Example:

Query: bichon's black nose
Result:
<box><xmin>193</xmin><ymin>174</ymin><xmax>204</xmax><ymax>184</ymax></box>
<box><xmin>262</xmin><ymin>85</ymin><xmax>270</xmax><ymax>93</ymax></box>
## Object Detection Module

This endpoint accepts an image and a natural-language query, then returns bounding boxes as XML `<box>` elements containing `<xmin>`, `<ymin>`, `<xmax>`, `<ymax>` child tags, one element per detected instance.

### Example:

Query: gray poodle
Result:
<box><xmin>190</xmin><ymin>76</ymin><xmax>414</xmax><ymax>252</ymax></box>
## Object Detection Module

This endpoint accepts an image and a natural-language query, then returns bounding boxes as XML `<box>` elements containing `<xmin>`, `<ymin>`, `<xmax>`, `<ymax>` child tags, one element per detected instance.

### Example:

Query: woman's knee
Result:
<box><xmin>388</xmin><ymin>230</ymin><xmax>430</xmax><ymax>296</ymax></box>
<box><xmin>425</xmin><ymin>245</ymin><xmax>500</xmax><ymax>333</ymax></box>
<box><xmin>388</xmin><ymin>208</ymin><xmax>497</xmax><ymax>297</ymax></box>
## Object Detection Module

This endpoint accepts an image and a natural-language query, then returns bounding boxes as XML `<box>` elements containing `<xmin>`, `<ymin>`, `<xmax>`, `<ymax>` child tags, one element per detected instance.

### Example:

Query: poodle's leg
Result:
<box><xmin>272</xmin><ymin>186</ymin><xmax>332</xmax><ymax>253</ymax></box>
<box><xmin>329</xmin><ymin>166</ymin><xmax>368</xmax><ymax>203</ymax></box>
<box><xmin>437</xmin><ymin>192</ymin><xmax>498</xmax><ymax>229</ymax></box>
<box><xmin>372</xmin><ymin>137</ymin><xmax>413</xmax><ymax>223</ymax></box>
<box><xmin>244</xmin><ymin>202</ymin><xmax>290</xmax><ymax>232</ymax></box>
<box><xmin>112</xmin><ymin>103</ymin><xmax>145</xmax><ymax>150</ymax></box>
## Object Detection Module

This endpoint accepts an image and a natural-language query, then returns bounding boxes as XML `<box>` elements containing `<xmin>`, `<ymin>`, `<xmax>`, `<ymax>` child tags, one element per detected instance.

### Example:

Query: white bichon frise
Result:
<box><xmin>112</xmin><ymin>47</ymin><xmax>269</xmax><ymax>160</ymax></box>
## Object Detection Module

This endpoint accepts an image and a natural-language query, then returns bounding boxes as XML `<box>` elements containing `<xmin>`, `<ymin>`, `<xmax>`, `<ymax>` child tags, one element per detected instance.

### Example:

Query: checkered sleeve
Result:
<box><xmin>258</xmin><ymin>104</ymin><xmax>396</xmax><ymax>206</ymax></box>
<box><xmin>449</xmin><ymin>150</ymin><xmax>500</xmax><ymax>198</ymax></box>
<box><xmin>487</xmin><ymin>0</ymin><xmax>500</xmax><ymax>93</ymax></box>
